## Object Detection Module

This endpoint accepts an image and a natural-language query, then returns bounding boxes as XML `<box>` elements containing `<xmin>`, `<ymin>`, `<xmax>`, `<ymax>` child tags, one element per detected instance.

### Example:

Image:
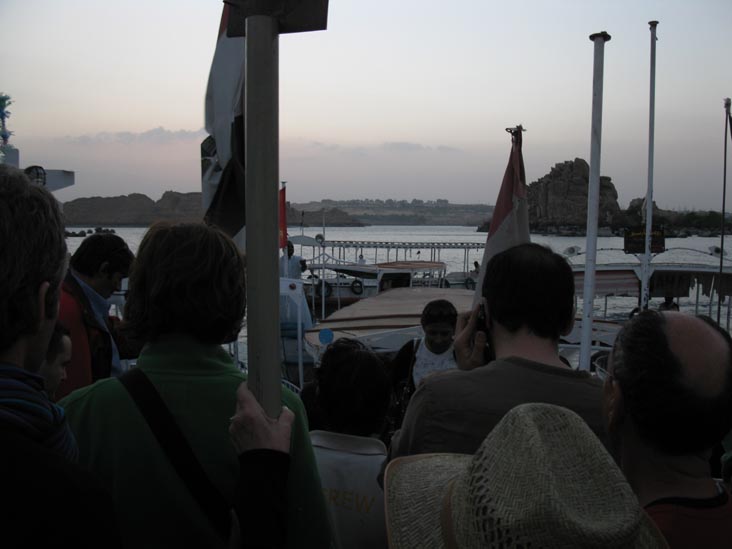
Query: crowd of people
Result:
<box><xmin>1</xmin><ymin>162</ymin><xmax>731</xmax><ymax>548</ymax></box>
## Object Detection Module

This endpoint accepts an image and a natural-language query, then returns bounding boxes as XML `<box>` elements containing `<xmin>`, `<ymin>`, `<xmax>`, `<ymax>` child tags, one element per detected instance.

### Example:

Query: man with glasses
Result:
<box><xmin>57</xmin><ymin>233</ymin><xmax>135</xmax><ymax>399</ymax></box>
<box><xmin>602</xmin><ymin>310</ymin><xmax>732</xmax><ymax>548</ymax></box>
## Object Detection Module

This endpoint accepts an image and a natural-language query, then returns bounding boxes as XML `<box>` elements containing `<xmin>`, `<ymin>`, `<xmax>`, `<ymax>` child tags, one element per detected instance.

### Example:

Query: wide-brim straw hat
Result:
<box><xmin>385</xmin><ymin>403</ymin><xmax>668</xmax><ymax>548</ymax></box>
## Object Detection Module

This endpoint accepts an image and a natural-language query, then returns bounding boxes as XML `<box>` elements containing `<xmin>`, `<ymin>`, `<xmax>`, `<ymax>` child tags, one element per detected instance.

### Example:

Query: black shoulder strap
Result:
<box><xmin>119</xmin><ymin>368</ymin><xmax>231</xmax><ymax>540</ymax></box>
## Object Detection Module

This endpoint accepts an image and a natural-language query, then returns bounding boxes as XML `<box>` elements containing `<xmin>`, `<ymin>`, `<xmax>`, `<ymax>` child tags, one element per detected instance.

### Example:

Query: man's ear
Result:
<box><xmin>98</xmin><ymin>260</ymin><xmax>111</xmax><ymax>278</ymax></box>
<box><xmin>36</xmin><ymin>281</ymin><xmax>52</xmax><ymax>330</ymax></box>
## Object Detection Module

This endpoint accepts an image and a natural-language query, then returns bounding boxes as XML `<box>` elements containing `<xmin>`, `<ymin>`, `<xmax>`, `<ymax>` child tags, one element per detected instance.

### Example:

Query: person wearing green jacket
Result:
<box><xmin>61</xmin><ymin>222</ymin><xmax>331</xmax><ymax>549</ymax></box>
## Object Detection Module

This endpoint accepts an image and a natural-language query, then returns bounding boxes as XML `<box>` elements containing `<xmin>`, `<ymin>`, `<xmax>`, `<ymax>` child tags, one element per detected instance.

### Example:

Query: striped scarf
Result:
<box><xmin>0</xmin><ymin>364</ymin><xmax>78</xmax><ymax>461</ymax></box>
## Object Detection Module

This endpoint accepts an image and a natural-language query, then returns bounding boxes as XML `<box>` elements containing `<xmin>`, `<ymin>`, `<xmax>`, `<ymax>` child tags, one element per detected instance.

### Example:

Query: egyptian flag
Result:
<box><xmin>201</xmin><ymin>5</ymin><xmax>246</xmax><ymax>241</ymax></box>
<box><xmin>473</xmin><ymin>128</ymin><xmax>531</xmax><ymax>304</ymax></box>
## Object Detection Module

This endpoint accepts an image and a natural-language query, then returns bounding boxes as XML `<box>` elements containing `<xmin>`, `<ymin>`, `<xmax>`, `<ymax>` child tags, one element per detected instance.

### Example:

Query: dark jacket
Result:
<box><xmin>0</xmin><ymin>428</ymin><xmax>122</xmax><ymax>548</ymax></box>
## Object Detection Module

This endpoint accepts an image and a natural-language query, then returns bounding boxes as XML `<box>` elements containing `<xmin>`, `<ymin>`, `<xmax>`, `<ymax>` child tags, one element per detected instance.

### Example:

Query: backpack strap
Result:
<box><xmin>119</xmin><ymin>368</ymin><xmax>231</xmax><ymax>540</ymax></box>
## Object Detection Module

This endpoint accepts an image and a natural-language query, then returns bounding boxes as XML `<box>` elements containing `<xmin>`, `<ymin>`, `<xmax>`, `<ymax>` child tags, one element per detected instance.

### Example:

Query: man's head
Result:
<box><xmin>604</xmin><ymin>310</ymin><xmax>732</xmax><ymax>457</ymax></box>
<box><xmin>70</xmin><ymin>233</ymin><xmax>134</xmax><ymax>298</ymax></box>
<box><xmin>39</xmin><ymin>324</ymin><xmax>72</xmax><ymax>400</ymax></box>
<box><xmin>481</xmin><ymin>243</ymin><xmax>574</xmax><ymax>340</ymax></box>
<box><xmin>122</xmin><ymin>222</ymin><xmax>246</xmax><ymax>345</ymax></box>
<box><xmin>420</xmin><ymin>299</ymin><xmax>457</xmax><ymax>355</ymax></box>
<box><xmin>286</xmin><ymin>240</ymin><xmax>294</xmax><ymax>258</ymax></box>
<box><xmin>316</xmin><ymin>338</ymin><xmax>391</xmax><ymax>436</ymax></box>
<box><xmin>0</xmin><ymin>165</ymin><xmax>67</xmax><ymax>371</ymax></box>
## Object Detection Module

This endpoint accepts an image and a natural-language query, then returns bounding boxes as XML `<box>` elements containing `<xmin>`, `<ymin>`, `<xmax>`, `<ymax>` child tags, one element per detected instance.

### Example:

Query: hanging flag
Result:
<box><xmin>279</xmin><ymin>184</ymin><xmax>288</xmax><ymax>249</ymax></box>
<box><xmin>201</xmin><ymin>5</ymin><xmax>246</xmax><ymax>239</ymax></box>
<box><xmin>473</xmin><ymin>127</ymin><xmax>531</xmax><ymax>304</ymax></box>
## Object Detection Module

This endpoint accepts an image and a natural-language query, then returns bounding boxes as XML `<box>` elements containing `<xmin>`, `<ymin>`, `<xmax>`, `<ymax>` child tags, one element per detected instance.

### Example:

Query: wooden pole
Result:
<box><xmin>245</xmin><ymin>14</ymin><xmax>282</xmax><ymax>416</ymax></box>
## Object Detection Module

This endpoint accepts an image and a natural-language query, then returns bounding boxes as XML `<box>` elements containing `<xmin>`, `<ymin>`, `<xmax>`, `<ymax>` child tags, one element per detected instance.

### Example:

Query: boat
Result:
<box><xmin>303</xmin><ymin>287</ymin><xmax>474</xmax><ymax>356</ymax></box>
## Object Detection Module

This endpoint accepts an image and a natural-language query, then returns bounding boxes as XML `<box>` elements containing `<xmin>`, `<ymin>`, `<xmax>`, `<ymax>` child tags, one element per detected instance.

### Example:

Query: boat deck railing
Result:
<box><xmin>305</xmin><ymin>240</ymin><xmax>485</xmax><ymax>272</ymax></box>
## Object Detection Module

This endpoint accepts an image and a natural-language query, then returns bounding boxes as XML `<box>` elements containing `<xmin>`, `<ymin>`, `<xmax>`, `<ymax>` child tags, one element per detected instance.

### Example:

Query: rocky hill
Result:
<box><xmin>527</xmin><ymin>158</ymin><xmax>620</xmax><ymax>233</ymax></box>
<box><xmin>62</xmin><ymin>191</ymin><xmax>365</xmax><ymax>227</ymax></box>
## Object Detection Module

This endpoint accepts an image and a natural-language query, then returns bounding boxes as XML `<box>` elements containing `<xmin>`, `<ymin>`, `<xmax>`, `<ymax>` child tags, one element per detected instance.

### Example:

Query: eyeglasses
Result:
<box><xmin>594</xmin><ymin>354</ymin><xmax>612</xmax><ymax>382</ymax></box>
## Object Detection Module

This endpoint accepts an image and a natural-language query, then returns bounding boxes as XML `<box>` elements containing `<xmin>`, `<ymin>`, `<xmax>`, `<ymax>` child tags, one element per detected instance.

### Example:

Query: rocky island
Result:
<box><xmin>478</xmin><ymin>157</ymin><xmax>729</xmax><ymax>237</ymax></box>
<box><xmin>62</xmin><ymin>191</ymin><xmax>366</xmax><ymax>227</ymax></box>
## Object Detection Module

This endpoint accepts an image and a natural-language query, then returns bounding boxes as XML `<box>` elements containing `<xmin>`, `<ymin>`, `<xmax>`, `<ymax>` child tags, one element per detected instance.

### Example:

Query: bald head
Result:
<box><xmin>664</xmin><ymin>312</ymin><xmax>731</xmax><ymax>400</ymax></box>
<box><xmin>612</xmin><ymin>310</ymin><xmax>732</xmax><ymax>456</ymax></box>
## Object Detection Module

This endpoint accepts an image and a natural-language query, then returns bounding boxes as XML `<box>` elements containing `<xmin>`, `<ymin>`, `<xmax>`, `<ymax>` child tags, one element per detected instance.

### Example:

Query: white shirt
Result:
<box><xmin>412</xmin><ymin>341</ymin><xmax>457</xmax><ymax>386</ymax></box>
<box><xmin>310</xmin><ymin>431</ymin><xmax>388</xmax><ymax>549</ymax></box>
<box><xmin>279</xmin><ymin>254</ymin><xmax>303</xmax><ymax>279</ymax></box>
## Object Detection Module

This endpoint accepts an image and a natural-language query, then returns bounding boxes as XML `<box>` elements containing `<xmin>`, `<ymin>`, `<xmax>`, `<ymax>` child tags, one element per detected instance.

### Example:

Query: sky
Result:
<box><xmin>2</xmin><ymin>0</ymin><xmax>731</xmax><ymax>210</ymax></box>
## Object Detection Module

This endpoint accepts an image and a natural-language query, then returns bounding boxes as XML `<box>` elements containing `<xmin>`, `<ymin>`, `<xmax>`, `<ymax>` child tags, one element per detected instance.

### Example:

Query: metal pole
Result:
<box><xmin>297</xmin><ymin>288</ymin><xmax>304</xmax><ymax>388</ymax></box>
<box><xmin>580</xmin><ymin>31</ymin><xmax>611</xmax><ymax>371</ymax></box>
<box><xmin>245</xmin><ymin>14</ymin><xmax>281</xmax><ymax>416</ymax></box>
<box><xmin>718</xmin><ymin>98</ymin><xmax>730</xmax><ymax>323</ymax></box>
<box><xmin>641</xmin><ymin>21</ymin><xmax>659</xmax><ymax>311</ymax></box>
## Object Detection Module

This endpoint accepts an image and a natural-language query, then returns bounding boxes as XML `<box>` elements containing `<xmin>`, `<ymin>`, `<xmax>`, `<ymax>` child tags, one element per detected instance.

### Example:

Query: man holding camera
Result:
<box><xmin>388</xmin><ymin>243</ymin><xmax>605</xmax><ymax>458</ymax></box>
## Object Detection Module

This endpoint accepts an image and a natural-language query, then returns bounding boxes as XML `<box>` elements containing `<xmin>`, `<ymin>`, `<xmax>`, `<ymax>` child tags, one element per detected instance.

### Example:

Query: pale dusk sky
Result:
<box><xmin>2</xmin><ymin>0</ymin><xmax>730</xmax><ymax>210</ymax></box>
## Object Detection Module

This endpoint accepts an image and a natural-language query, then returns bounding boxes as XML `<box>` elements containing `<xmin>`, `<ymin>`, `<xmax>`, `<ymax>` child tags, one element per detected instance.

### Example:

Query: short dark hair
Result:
<box><xmin>612</xmin><ymin>310</ymin><xmax>732</xmax><ymax>455</ymax></box>
<box><xmin>316</xmin><ymin>338</ymin><xmax>392</xmax><ymax>436</ymax></box>
<box><xmin>481</xmin><ymin>243</ymin><xmax>574</xmax><ymax>340</ymax></box>
<box><xmin>46</xmin><ymin>324</ymin><xmax>71</xmax><ymax>363</ymax></box>
<box><xmin>122</xmin><ymin>222</ymin><xmax>246</xmax><ymax>345</ymax></box>
<box><xmin>71</xmin><ymin>233</ymin><xmax>134</xmax><ymax>278</ymax></box>
<box><xmin>421</xmin><ymin>299</ymin><xmax>457</xmax><ymax>328</ymax></box>
<box><xmin>0</xmin><ymin>165</ymin><xmax>67</xmax><ymax>353</ymax></box>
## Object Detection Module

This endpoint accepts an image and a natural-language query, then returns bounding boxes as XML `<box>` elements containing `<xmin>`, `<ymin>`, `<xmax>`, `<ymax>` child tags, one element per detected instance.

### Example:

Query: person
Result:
<box><xmin>39</xmin><ymin>323</ymin><xmax>72</xmax><ymax>400</ymax></box>
<box><xmin>229</xmin><ymin>382</ymin><xmax>294</xmax><ymax>549</ymax></box>
<box><xmin>279</xmin><ymin>240</ymin><xmax>307</xmax><ymax>279</ymax></box>
<box><xmin>60</xmin><ymin>222</ymin><xmax>331</xmax><ymax>549</ymax></box>
<box><xmin>389</xmin><ymin>243</ymin><xmax>605</xmax><ymax>459</ymax></box>
<box><xmin>0</xmin><ymin>164</ymin><xmax>121</xmax><ymax>547</ymax></box>
<box><xmin>307</xmin><ymin>338</ymin><xmax>391</xmax><ymax>549</ymax></box>
<box><xmin>472</xmin><ymin>260</ymin><xmax>480</xmax><ymax>274</ymax></box>
<box><xmin>658</xmin><ymin>294</ymin><xmax>679</xmax><ymax>311</ymax></box>
<box><xmin>601</xmin><ymin>310</ymin><xmax>732</xmax><ymax>548</ymax></box>
<box><xmin>357</xmin><ymin>254</ymin><xmax>366</xmax><ymax>265</ymax></box>
<box><xmin>57</xmin><ymin>232</ymin><xmax>135</xmax><ymax>399</ymax></box>
<box><xmin>384</xmin><ymin>403</ymin><xmax>668</xmax><ymax>548</ymax></box>
<box><xmin>385</xmin><ymin>299</ymin><xmax>459</xmax><ymax>438</ymax></box>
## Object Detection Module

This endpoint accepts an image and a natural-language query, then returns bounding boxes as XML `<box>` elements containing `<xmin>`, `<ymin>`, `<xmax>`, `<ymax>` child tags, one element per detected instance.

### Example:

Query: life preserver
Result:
<box><xmin>464</xmin><ymin>277</ymin><xmax>476</xmax><ymax>291</ymax></box>
<box><xmin>351</xmin><ymin>279</ymin><xmax>364</xmax><ymax>295</ymax></box>
<box><xmin>315</xmin><ymin>280</ymin><xmax>333</xmax><ymax>298</ymax></box>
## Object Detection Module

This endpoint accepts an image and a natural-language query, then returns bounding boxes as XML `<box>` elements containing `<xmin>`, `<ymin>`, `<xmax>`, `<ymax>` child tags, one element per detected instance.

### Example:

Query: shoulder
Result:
<box><xmin>60</xmin><ymin>377</ymin><xmax>126</xmax><ymax>412</ymax></box>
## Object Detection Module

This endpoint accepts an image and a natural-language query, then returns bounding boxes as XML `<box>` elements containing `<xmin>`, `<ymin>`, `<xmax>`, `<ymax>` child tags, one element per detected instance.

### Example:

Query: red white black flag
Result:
<box><xmin>201</xmin><ymin>5</ymin><xmax>246</xmax><ymax>241</ymax></box>
<box><xmin>474</xmin><ymin>128</ymin><xmax>531</xmax><ymax>304</ymax></box>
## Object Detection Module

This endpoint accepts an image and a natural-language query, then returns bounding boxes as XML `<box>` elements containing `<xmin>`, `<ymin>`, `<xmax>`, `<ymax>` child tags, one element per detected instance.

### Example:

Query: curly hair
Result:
<box><xmin>0</xmin><ymin>165</ymin><xmax>67</xmax><ymax>353</ymax></box>
<box><xmin>122</xmin><ymin>222</ymin><xmax>246</xmax><ymax>345</ymax></box>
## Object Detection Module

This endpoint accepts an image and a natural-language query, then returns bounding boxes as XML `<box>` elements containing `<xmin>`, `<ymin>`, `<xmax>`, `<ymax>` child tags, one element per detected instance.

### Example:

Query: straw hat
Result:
<box><xmin>385</xmin><ymin>403</ymin><xmax>668</xmax><ymax>548</ymax></box>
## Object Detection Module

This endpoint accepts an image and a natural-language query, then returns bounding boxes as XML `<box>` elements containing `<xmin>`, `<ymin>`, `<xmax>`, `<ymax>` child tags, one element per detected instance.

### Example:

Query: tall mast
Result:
<box><xmin>640</xmin><ymin>21</ymin><xmax>659</xmax><ymax>311</ymax></box>
<box><xmin>580</xmin><ymin>31</ymin><xmax>611</xmax><ymax>371</ymax></box>
<box><xmin>718</xmin><ymin>97</ymin><xmax>731</xmax><ymax>324</ymax></box>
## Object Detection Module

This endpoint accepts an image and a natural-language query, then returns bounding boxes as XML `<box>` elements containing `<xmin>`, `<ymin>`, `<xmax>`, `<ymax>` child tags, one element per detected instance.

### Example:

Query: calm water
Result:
<box><xmin>66</xmin><ymin>224</ymin><xmax>728</xmax><ymax>274</ymax></box>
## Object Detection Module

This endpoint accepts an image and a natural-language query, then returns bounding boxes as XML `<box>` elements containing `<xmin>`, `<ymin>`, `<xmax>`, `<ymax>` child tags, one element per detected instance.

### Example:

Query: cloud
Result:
<box><xmin>64</xmin><ymin>126</ymin><xmax>207</xmax><ymax>145</ymax></box>
<box><xmin>379</xmin><ymin>142</ymin><xmax>460</xmax><ymax>154</ymax></box>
